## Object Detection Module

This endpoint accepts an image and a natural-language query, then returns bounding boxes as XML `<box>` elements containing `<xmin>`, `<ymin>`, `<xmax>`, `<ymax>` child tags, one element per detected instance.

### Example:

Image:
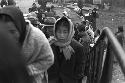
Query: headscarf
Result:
<box><xmin>0</xmin><ymin>6</ymin><xmax>26</xmax><ymax>45</ymax></box>
<box><xmin>51</xmin><ymin>16</ymin><xmax>75</xmax><ymax>60</ymax></box>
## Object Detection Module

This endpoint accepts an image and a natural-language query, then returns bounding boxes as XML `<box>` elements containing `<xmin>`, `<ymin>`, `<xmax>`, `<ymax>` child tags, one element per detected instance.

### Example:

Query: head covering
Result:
<box><xmin>0</xmin><ymin>27</ymin><xmax>32</xmax><ymax>83</ymax></box>
<box><xmin>0</xmin><ymin>6</ymin><xmax>26</xmax><ymax>45</ymax></box>
<box><xmin>8</xmin><ymin>0</ymin><xmax>16</xmax><ymax>5</ymax></box>
<box><xmin>50</xmin><ymin>16</ymin><xmax>75</xmax><ymax>60</ymax></box>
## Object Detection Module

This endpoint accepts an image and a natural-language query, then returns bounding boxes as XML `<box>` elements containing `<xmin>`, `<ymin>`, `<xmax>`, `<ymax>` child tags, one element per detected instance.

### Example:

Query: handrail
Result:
<box><xmin>101</xmin><ymin>27</ymin><xmax>125</xmax><ymax>75</ymax></box>
<box><xmin>88</xmin><ymin>27</ymin><xmax>125</xmax><ymax>83</ymax></box>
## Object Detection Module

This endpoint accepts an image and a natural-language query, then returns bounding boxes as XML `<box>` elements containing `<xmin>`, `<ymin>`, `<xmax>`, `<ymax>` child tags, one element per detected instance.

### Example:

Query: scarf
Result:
<box><xmin>50</xmin><ymin>16</ymin><xmax>75</xmax><ymax>60</ymax></box>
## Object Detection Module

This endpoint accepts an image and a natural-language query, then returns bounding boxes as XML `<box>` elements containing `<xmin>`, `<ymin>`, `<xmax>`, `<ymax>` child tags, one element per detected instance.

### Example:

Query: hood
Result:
<box><xmin>0</xmin><ymin>6</ymin><xmax>26</xmax><ymax>45</ymax></box>
<box><xmin>54</xmin><ymin>16</ymin><xmax>74</xmax><ymax>42</ymax></box>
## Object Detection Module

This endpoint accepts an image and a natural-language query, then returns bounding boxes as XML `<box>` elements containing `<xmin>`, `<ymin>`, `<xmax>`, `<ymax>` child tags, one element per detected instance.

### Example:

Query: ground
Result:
<box><xmin>97</xmin><ymin>8</ymin><xmax>125</xmax><ymax>33</ymax></box>
<box><xmin>16</xmin><ymin>1</ymin><xmax>125</xmax><ymax>83</ymax></box>
<box><xmin>112</xmin><ymin>63</ymin><xmax>125</xmax><ymax>83</ymax></box>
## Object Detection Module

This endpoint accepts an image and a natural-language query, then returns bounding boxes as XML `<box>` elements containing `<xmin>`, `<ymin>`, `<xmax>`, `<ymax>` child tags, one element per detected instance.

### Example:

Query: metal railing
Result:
<box><xmin>102</xmin><ymin>27</ymin><xmax>125</xmax><ymax>75</ymax></box>
<box><xmin>87</xmin><ymin>27</ymin><xmax>125</xmax><ymax>83</ymax></box>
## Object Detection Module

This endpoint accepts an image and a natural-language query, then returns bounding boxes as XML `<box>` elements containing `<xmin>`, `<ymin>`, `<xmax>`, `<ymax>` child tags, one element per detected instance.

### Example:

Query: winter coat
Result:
<box><xmin>116</xmin><ymin>32</ymin><xmax>124</xmax><ymax>46</ymax></box>
<box><xmin>22</xmin><ymin>22</ymin><xmax>54</xmax><ymax>83</ymax></box>
<box><xmin>8</xmin><ymin>0</ymin><xmax>16</xmax><ymax>6</ymax></box>
<box><xmin>0</xmin><ymin>26</ymin><xmax>33</xmax><ymax>83</ymax></box>
<box><xmin>48</xmin><ymin>39</ymin><xmax>88</xmax><ymax>83</ymax></box>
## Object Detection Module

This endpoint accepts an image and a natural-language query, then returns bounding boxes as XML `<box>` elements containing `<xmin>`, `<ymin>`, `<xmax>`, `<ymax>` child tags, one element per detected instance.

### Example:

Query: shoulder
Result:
<box><xmin>71</xmin><ymin>40</ymin><xmax>87</xmax><ymax>59</ymax></box>
<box><xmin>71</xmin><ymin>39</ymin><xmax>89</xmax><ymax>53</ymax></box>
<box><xmin>26</xmin><ymin>23</ymin><xmax>48</xmax><ymax>45</ymax></box>
<box><xmin>71</xmin><ymin>39</ymin><xmax>83</xmax><ymax>49</ymax></box>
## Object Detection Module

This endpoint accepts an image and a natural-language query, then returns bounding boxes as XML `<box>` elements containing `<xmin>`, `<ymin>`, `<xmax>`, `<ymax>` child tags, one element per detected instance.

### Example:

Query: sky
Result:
<box><xmin>16</xmin><ymin>0</ymin><xmax>34</xmax><ymax>13</ymax></box>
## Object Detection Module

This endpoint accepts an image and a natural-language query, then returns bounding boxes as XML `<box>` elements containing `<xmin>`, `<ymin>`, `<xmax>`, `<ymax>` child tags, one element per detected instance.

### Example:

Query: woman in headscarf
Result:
<box><xmin>0</xmin><ymin>6</ymin><xmax>54</xmax><ymax>83</ymax></box>
<box><xmin>48</xmin><ymin>16</ymin><xmax>88</xmax><ymax>83</ymax></box>
<box><xmin>0</xmin><ymin>27</ymin><xmax>32</xmax><ymax>83</ymax></box>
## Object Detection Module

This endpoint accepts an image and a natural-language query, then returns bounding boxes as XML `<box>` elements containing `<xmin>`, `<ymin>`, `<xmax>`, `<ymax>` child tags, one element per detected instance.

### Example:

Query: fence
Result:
<box><xmin>86</xmin><ymin>27</ymin><xmax>125</xmax><ymax>83</ymax></box>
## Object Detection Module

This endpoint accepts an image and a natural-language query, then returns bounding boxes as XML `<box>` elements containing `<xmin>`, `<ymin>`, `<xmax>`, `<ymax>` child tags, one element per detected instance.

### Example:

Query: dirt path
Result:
<box><xmin>112</xmin><ymin>63</ymin><xmax>125</xmax><ymax>83</ymax></box>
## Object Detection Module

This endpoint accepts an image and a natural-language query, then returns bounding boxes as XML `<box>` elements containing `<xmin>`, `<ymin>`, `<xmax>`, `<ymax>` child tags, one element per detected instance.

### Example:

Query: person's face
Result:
<box><xmin>89</xmin><ymin>9</ymin><xmax>92</xmax><ymax>13</ymax></box>
<box><xmin>76</xmin><ymin>23</ymin><xmax>79</xmax><ymax>27</ymax></box>
<box><xmin>0</xmin><ymin>22</ymin><xmax>20</xmax><ymax>43</ymax></box>
<box><xmin>56</xmin><ymin>26</ymin><xmax>69</xmax><ymax>42</ymax></box>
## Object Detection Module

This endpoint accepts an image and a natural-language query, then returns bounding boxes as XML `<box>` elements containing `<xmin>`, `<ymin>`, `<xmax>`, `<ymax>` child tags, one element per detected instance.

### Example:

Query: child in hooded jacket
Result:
<box><xmin>48</xmin><ymin>16</ymin><xmax>88</xmax><ymax>83</ymax></box>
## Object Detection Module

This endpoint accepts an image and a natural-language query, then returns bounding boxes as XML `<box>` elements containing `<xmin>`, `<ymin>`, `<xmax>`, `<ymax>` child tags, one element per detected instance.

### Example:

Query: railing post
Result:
<box><xmin>103</xmin><ymin>27</ymin><xmax>125</xmax><ymax>76</ymax></box>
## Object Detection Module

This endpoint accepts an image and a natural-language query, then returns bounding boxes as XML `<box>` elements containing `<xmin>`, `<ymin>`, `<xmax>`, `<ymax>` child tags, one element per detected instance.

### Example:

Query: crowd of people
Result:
<box><xmin>0</xmin><ymin>0</ymin><xmax>16</xmax><ymax>7</ymax></box>
<box><xmin>0</xmin><ymin>1</ymin><xmax>124</xmax><ymax>83</ymax></box>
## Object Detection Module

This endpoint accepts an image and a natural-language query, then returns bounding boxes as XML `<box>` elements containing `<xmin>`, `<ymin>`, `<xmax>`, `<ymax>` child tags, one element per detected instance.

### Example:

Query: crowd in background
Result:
<box><xmin>0</xmin><ymin>1</ymin><xmax>124</xmax><ymax>83</ymax></box>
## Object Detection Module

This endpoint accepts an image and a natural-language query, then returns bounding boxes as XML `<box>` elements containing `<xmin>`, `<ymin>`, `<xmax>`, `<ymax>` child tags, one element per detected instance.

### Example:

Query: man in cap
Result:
<box><xmin>116</xmin><ymin>26</ymin><xmax>125</xmax><ymax>46</ymax></box>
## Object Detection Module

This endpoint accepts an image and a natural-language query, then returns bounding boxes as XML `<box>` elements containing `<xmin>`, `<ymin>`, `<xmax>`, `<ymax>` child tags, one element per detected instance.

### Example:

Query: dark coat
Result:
<box><xmin>73</xmin><ymin>26</ymin><xmax>79</xmax><ymax>41</ymax></box>
<box><xmin>116</xmin><ymin>32</ymin><xmax>124</xmax><ymax>46</ymax></box>
<box><xmin>8</xmin><ymin>0</ymin><xmax>16</xmax><ymax>5</ymax></box>
<box><xmin>1</xmin><ymin>0</ymin><xmax>7</xmax><ymax>7</ymax></box>
<box><xmin>48</xmin><ymin>39</ymin><xmax>88</xmax><ymax>83</ymax></box>
<box><xmin>37</xmin><ymin>12</ymin><xmax>45</xmax><ymax>24</ymax></box>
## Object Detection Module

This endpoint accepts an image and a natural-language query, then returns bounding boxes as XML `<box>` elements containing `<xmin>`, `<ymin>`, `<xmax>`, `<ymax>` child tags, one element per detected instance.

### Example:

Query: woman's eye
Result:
<box><xmin>64</xmin><ymin>32</ymin><xmax>67</xmax><ymax>33</ymax></box>
<box><xmin>10</xmin><ymin>30</ymin><xmax>16</xmax><ymax>34</ymax></box>
<box><xmin>64</xmin><ymin>31</ymin><xmax>68</xmax><ymax>33</ymax></box>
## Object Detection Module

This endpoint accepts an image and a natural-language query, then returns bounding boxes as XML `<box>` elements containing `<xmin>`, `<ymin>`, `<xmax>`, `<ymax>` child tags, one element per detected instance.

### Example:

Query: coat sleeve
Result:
<box><xmin>27</xmin><ymin>29</ymin><xmax>54</xmax><ymax>76</ymax></box>
<box><xmin>74</xmin><ymin>44</ymin><xmax>88</xmax><ymax>79</ymax></box>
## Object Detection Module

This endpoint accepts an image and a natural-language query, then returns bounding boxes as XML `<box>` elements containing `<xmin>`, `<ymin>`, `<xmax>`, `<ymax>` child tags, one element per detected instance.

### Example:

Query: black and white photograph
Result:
<box><xmin>0</xmin><ymin>0</ymin><xmax>125</xmax><ymax>83</ymax></box>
